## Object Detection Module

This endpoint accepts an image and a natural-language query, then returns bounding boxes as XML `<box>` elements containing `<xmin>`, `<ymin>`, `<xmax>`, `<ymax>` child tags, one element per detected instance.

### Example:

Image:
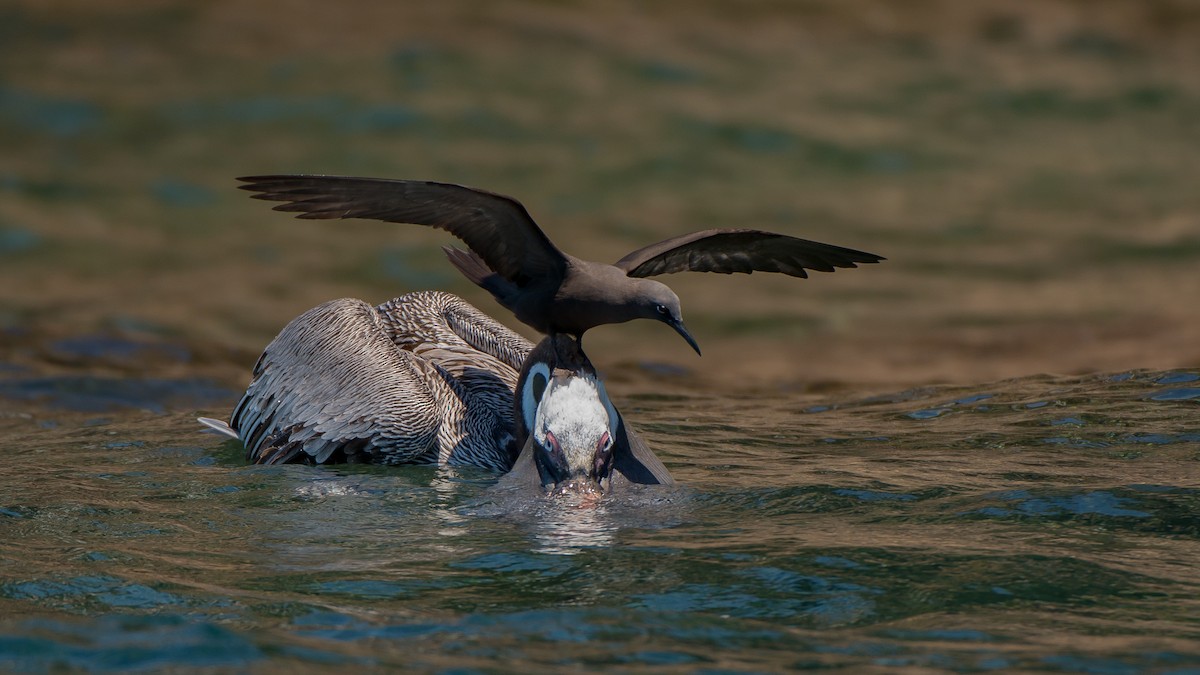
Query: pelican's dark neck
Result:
<box><xmin>512</xmin><ymin>334</ymin><xmax>596</xmax><ymax>450</ymax></box>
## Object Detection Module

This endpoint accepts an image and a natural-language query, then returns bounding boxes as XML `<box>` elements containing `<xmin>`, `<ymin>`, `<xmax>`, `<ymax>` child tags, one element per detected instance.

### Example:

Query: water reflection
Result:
<box><xmin>430</xmin><ymin>466</ymin><xmax>473</xmax><ymax>538</ymax></box>
<box><xmin>528</xmin><ymin>499</ymin><xmax>617</xmax><ymax>555</ymax></box>
<box><xmin>468</xmin><ymin>483</ymin><xmax>621</xmax><ymax>555</ymax></box>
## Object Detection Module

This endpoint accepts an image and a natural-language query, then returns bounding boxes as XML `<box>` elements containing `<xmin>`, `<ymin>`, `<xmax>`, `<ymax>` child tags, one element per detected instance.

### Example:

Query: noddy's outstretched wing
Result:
<box><xmin>238</xmin><ymin>175</ymin><xmax>567</xmax><ymax>284</ymax></box>
<box><xmin>613</xmin><ymin>228</ymin><xmax>884</xmax><ymax>279</ymax></box>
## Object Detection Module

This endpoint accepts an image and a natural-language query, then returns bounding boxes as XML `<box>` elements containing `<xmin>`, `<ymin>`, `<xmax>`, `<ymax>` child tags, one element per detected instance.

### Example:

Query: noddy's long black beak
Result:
<box><xmin>668</xmin><ymin>317</ymin><xmax>702</xmax><ymax>356</ymax></box>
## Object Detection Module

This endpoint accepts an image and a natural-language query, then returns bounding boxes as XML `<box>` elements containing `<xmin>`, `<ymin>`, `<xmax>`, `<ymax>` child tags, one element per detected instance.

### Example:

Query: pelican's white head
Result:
<box><xmin>520</xmin><ymin>363</ymin><xmax>619</xmax><ymax>494</ymax></box>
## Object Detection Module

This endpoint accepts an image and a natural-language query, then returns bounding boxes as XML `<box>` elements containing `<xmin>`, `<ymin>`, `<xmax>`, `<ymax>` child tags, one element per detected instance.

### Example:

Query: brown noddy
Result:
<box><xmin>237</xmin><ymin>175</ymin><xmax>885</xmax><ymax>355</ymax></box>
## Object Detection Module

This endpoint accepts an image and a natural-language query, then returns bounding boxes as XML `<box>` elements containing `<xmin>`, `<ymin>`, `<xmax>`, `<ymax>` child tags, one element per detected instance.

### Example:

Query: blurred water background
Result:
<box><xmin>1</xmin><ymin>1</ymin><xmax>1198</xmax><ymax>671</ymax></box>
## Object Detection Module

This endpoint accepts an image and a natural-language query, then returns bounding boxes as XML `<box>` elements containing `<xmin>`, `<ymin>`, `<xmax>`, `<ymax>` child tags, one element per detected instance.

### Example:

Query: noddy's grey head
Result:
<box><xmin>634</xmin><ymin>280</ymin><xmax>701</xmax><ymax>356</ymax></box>
<box><xmin>523</xmin><ymin>368</ymin><xmax>619</xmax><ymax>496</ymax></box>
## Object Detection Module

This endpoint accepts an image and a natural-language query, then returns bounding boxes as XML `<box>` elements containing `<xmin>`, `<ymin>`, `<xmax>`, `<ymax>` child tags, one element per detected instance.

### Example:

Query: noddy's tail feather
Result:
<box><xmin>443</xmin><ymin>246</ymin><xmax>521</xmax><ymax>305</ymax></box>
<box><xmin>443</xmin><ymin>246</ymin><xmax>492</xmax><ymax>286</ymax></box>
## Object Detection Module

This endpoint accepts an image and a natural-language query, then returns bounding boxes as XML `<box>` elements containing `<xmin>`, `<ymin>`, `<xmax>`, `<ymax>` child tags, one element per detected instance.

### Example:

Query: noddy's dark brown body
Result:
<box><xmin>238</xmin><ymin>175</ymin><xmax>885</xmax><ymax>354</ymax></box>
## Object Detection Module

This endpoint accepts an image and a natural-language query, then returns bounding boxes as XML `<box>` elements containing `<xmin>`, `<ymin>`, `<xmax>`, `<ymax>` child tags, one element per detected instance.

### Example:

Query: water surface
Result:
<box><xmin>2</xmin><ymin>367</ymin><xmax>1197</xmax><ymax>671</ymax></box>
<box><xmin>3</xmin><ymin>2</ymin><xmax>1200</xmax><ymax>670</ymax></box>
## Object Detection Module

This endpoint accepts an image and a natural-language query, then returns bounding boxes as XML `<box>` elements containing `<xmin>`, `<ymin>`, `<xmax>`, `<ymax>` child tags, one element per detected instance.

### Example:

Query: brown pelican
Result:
<box><xmin>237</xmin><ymin>175</ymin><xmax>884</xmax><ymax>355</ymax></box>
<box><xmin>200</xmin><ymin>291</ymin><xmax>671</xmax><ymax>493</ymax></box>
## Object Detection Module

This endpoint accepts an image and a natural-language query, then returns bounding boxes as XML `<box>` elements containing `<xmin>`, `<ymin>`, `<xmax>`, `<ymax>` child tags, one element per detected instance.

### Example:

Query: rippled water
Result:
<box><xmin>1</xmin><ymin>367</ymin><xmax>1198</xmax><ymax>672</ymax></box>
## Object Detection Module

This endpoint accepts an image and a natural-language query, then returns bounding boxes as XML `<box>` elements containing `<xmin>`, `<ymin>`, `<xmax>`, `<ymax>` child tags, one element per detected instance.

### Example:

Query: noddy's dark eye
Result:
<box><xmin>656</xmin><ymin>304</ymin><xmax>669</xmax><ymax>316</ymax></box>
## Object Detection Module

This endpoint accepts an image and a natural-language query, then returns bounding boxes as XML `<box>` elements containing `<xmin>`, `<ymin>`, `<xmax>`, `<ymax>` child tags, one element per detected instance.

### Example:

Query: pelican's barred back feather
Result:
<box><xmin>229</xmin><ymin>292</ymin><xmax>533</xmax><ymax>469</ymax></box>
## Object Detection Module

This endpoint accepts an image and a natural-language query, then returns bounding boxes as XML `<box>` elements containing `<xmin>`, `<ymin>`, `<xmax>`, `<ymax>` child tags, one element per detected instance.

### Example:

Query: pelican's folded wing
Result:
<box><xmin>231</xmin><ymin>298</ymin><xmax>444</xmax><ymax>465</ymax></box>
<box><xmin>613</xmin><ymin>414</ymin><xmax>674</xmax><ymax>485</ymax></box>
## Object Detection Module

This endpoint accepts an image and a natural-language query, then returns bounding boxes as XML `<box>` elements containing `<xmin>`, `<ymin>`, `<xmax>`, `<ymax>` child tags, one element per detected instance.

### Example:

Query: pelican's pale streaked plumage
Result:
<box><xmin>201</xmin><ymin>291</ymin><xmax>672</xmax><ymax>492</ymax></box>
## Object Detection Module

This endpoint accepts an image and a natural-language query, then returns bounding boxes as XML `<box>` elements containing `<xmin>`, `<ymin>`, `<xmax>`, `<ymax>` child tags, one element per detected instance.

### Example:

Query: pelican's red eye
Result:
<box><xmin>545</xmin><ymin>430</ymin><xmax>561</xmax><ymax>455</ymax></box>
<box><xmin>597</xmin><ymin>430</ymin><xmax>611</xmax><ymax>451</ymax></box>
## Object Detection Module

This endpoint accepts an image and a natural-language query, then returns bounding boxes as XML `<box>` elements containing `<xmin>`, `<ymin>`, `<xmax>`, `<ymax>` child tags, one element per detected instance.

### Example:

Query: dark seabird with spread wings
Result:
<box><xmin>238</xmin><ymin>175</ymin><xmax>884</xmax><ymax>355</ymax></box>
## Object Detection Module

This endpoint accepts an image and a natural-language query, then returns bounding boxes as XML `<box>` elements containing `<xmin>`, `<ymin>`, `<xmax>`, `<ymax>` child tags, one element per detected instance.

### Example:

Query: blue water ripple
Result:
<box><xmin>632</xmin><ymin>578</ymin><xmax>877</xmax><ymax>625</ymax></box>
<box><xmin>954</xmin><ymin>394</ymin><xmax>995</xmax><ymax>405</ymax></box>
<box><xmin>3</xmin><ymin>575</ymin><xmax>185</xmax><ymax>609</ymax></box>
<box><xmin>0</xmin><ymin>616</ymin><xmax>265</xmax><ymax>672</ymax></box>
<box><xmin>1041</xmin><ymin>654</ymin><xmax>1142</xmax><ymax>675</ymax></box>
<box><xmin>0</xmin><ymin>375</ymin><xmax>235</xmax><ymax>413</ymax></box>
<box><xmin>151</xmin><ymin>179</ymin><xmax>216</xmax><ymax>208</ymax></box>
<box><xmin>834</xmin><ymin>489</ymin><xmax>917</xmax><ymax>502</ymax></box>
<box><xmin>314</xmin><ymin>579</ymin><xmax>414</xmax><ymax>599</ymax></box>
<box><xmin>1041</xmin><ymin>436</ymin><xmax>1110</xmax><ymax>449</ymax></box>
<box><xmin>909</xmin><ymin>394</ymin><xmax>994</xmax><ymax>419</ymax></box>
<box><xmin>1122</xmin><ymin>432</ymin><xmax>1200</xmax><ymax>445</ymax></box>
<box><xmin>971</xmin><ymin>490</ymin><xmax>1151</xmax><ymax>519</ymax></box>
<box><xmin>0</xmin><ymin>86</ymin><xmax>103</xmax><ymax>137</ymax></box>
<box><xmin>619</xmin><ymin>650</ymin><xmax>709</xmax><ymax>665</ymax></box>
<box><xmin>0</xmin><ymin>226</ymin><xmax>42</xmax><ymax>255</ymax></box>
<box><xmin>907</xmin><ymin>408</ymin><xmax>949</xmax><ymax>419</ymax></box>
<box><xmin>1156</xmin><ymin>372</ymin><xmax>1199</xmax><ymax>384</ymax></box>
<box><xmin>814</xmin><ymin>556</ymin><xmax>863</xmax><ymax>569</ymax></box>
<box><xmin>50</xmin><ymin>335</ymin><xmax>191</xmax><ymax>364</ymax></box>
<box><xmin>1148</xmin><ymin>388</ymin><xmax>1200</xmax><ymax>401</ymax></box>
<box><xmin>450</xmin><ymin>552</ymin><xmax>572</xmax><ymax>575</ymax></box>
<box><xmin>881</xmin><ymin>628</ymin><xmax>995</xmax><ymax>642</ymax></box>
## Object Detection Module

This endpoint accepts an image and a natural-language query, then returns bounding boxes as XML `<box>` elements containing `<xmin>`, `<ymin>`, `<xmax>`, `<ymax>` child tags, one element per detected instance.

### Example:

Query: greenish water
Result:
<box><xmin>3</xmin><ymin>3</ymin><xmax>1200</xmax><ymax>670</ymax></box>
<box><xmin>1</xmin><ymin>364</ymin><xmax>1198</xmax><ymax>672</ymax></box>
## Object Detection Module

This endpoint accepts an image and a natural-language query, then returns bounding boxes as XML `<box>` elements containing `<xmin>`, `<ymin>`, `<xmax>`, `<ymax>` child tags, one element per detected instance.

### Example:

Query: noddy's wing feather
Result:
<box><xmin>613</xmin><ymin>228</ymin><xmax>884</xmax><ymax>279</ymax></box>
<box><xmin>238</xmin><ymin>175</ymin><xmax>567</xmax><ymax>285</ymax></box>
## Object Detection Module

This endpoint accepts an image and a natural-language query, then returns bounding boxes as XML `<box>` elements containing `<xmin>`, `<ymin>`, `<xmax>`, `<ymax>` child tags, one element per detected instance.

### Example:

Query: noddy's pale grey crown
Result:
<box><xmin>237</xmin><ymin>175</ymin><xmax>886</xmax><ymax>355</ymax></box>
<box><xmin>199</xmin><ymin>291</ymin><xmax>671</xmax><ymax>493</ymax></box>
